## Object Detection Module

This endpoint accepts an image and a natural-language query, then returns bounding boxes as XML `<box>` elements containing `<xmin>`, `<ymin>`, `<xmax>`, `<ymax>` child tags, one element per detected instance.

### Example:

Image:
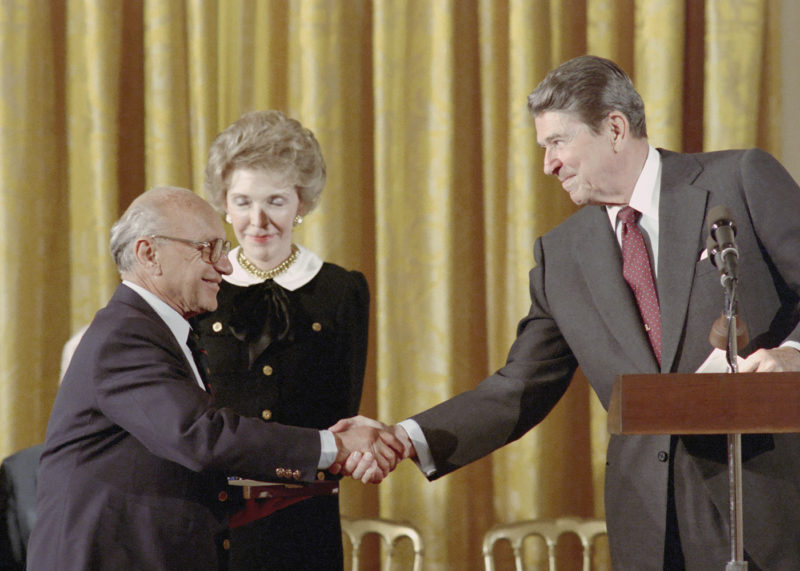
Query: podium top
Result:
<box><xmin>608</xmin><ymin>372</ymin><xmax>800</xmax><ymax>435</ymax></box>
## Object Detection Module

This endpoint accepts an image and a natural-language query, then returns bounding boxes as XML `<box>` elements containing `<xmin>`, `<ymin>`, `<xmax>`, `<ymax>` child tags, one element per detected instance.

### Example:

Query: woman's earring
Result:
<box><xmin>225</xmin><ymin>214</ymin><xmax>232</xmax><ymax>224</ymax></box>
<box><xmin>293</xmin><ymin>215</ymin><xmax>304</xmax><ymax>227</ymax></box>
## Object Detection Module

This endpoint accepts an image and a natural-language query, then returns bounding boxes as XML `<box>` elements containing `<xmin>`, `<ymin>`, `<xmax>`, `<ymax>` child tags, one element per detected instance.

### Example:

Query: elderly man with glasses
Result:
<box><xmin>26</xmin><ymin>186</ymin><xmax>401</xmax><ymax>570</ymax></box>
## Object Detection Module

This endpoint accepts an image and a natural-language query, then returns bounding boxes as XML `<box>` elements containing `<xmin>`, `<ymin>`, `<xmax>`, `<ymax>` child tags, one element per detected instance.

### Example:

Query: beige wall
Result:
<box><xmin>782</xmin><ymin>1</ymin><xmax>800</xmax><ymax>180</ymax></box>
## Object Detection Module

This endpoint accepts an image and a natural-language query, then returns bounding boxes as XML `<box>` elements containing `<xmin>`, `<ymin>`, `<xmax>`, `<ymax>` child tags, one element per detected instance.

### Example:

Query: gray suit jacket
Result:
<box><xmin>27</xmin><ymin>284</ymin><xmax>324</xmax><ymax>570</ymax></box>
<box><xmin>412</xmin><ymin>148</ymin><xmax>800</xmax><ymax>570</ymax></box>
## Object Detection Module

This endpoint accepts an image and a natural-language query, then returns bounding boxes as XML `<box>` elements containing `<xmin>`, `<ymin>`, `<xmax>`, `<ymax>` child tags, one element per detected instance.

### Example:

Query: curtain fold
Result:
<box><xmin>634</xmin><ymin>0</ymin><xmax>685</xmax><ymax>150</ymax></box>
<box><xmin>144</xmin><ymin>1</ymin><xmax>193</xmax><ymax>188</ymax></box>
<box><xmin>705</xmin><ymin>0</ymin><xmax>777</xmax><ymax>151</ymax></box>
<box><xmin>0</xmin><ymin>1</ymin><xmax>786</xmax><ymax>569</ymax></box>
<box><xmin>0</xmin><ymin>0</ymin><xmax>67</xmax><ymax>451</ymax></box>
<box><xmin>373</xmin><ymin>3</ymin><xmax>492</xmax><ymax>566</ymax></box>
<box><xmin>67</xmin><ymin>1</ymin><xmax>123</xmax><ymax>322</ymax></box>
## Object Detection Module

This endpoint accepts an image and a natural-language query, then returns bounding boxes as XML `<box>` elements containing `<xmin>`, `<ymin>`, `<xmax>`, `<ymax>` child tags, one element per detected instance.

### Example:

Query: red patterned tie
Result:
<box><xmin>618</xmin><ymin>206</ymin><xmax>662</xmax><ymax>365</ymax></box>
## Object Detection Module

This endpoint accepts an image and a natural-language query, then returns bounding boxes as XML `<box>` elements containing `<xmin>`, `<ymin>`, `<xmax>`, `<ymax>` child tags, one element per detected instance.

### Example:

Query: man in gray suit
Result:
<box><xmin>334</xmin><ymin>55</ymin><xmax>800</xmax><ymax>569</ymax></box>
<box><xmin>27</xmin><ymin>186</ymin><xmax>398</xmax><ymax>570</ymax></box>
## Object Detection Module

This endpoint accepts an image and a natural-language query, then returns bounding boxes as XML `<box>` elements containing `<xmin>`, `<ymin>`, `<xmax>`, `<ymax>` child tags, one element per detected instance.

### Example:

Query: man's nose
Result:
<box><xmin>214</xmin><ymin>253</ymin><xmax>233</xmax><ymax>275</ymax></box>
<box><xmin>543</xmin><ymin>148</ymin><xmax>560</xmax><ymax>176</ymax></box>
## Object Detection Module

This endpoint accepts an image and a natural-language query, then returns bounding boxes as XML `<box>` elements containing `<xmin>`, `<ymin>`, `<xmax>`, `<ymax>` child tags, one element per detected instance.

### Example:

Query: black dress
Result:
<box><xmin>192</xmin><ymin>248</ymin><xmax>369</xmax><ymax>571</ymax></box>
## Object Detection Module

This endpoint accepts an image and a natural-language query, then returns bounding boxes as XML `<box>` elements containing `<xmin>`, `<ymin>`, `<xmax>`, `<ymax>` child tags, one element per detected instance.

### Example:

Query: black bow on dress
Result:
<box><xmin>228</xmin><ymin>280</ymin><xmax>292</xmax><ymax>368</ymax></box>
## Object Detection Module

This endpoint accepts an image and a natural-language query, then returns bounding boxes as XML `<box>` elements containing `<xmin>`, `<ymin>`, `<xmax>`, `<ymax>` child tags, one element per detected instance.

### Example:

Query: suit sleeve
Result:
<box><xmin>92</xmin><ymin>315</ymin><xmax>322</xmax><ymax>482</ymax></box>
<box><xmin>411</xmin><ymin>237</ymin><xmax>578</xmax><ymax>479</ymax></box>
<box><xmin>0</xmin><ymin>456</ymin><xmax>22</xmax><ymax>570</ymax></box>
<box><xmin>734</xmin><ymin>149</ymin><xmax>800</xmax><ymax>348</ymax></box>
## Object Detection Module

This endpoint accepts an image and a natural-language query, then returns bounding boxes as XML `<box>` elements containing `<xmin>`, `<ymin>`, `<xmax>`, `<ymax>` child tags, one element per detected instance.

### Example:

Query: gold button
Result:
<box><xmin>312</xmin><ymin>322</ymin><xmax>322</xmax><ymax>332</ymax></box>
<box><xmin>218</xmin><ymin>490</ymin><xmax>228</xmax><ymax>502</ymax></box>
<box><xmin>261</xmin><ymin>409</ymin><xmax>272</xmax><ymax>421</ymax></box>
<box><xmin>223</xmin><ymin>539</ymin><xmax>231</xmax><ymax>550</ymax></box>
<box><xmin>212</xmin><ymin>321</ymin><xmax>223</xmax><ymax>333</ymax></box>
<box><xmin>292</xmin><ymin>470</ymin><xmax>302</xmax><ymax>481</ymax></box>
<box><xmin>276</xmin><ymin>468</ymin><xmax>285</xmax><ymax>478</ymax></box>
<box><xmin>317</xmin><ymin>471</ymin><xmax>325</xmax><ymax>481</ymax></box>
<box><xmin>262</xmin><ymin>365</ymin><xmax>273</xmax><ymax>376</ymax></box>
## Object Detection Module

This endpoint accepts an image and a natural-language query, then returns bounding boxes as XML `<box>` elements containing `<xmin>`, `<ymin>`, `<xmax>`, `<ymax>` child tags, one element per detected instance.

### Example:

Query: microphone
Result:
<box><xmin>706</xmin><ymin>205</ymin><xmax>739</xmax><ymax>285</ymax></box>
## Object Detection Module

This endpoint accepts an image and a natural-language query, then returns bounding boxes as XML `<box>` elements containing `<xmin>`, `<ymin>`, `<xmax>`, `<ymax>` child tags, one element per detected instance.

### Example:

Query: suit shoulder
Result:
<box><xmin>540</xmin><ymin>205</ymin><xmax>603</xmax><ymax>243</ymax></box>
<box><xmin>87</xmin><ymin>296</ymin><xmax>176</xmax><ymax>359</ymax></box>
<box><xmin>665</xmin><ymin>147</ymin><xmax>777</xmax><ymax>171</ymax></box>
<box><xmin>1</xmin><ymin>444</ymin><xmax>44</xmax><ymax>474</ymax></box>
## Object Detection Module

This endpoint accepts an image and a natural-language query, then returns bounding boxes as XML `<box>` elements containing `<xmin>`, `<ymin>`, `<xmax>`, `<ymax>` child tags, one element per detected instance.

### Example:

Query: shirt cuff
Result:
<box><xmin>318</xmin><ymin>430</ymin><xmax>337</xmax><ymax>469</ymax></box>
<box><xmin>780</xmin><ymin>340</ymin><xmax>800</xmax><ymax>352</ymax></box>
<box><xmin>397</xmin><ymin>419</ymin><xmax>437</xmax><ymax>477</ymax></box>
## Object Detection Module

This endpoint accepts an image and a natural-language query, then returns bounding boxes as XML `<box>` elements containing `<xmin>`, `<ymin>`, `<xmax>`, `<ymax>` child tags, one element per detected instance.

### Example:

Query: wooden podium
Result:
<box><xmin>608</xmin><ymin>371</ymin><xmax>800</xmax><ymax>570</ymax></box>
<box><xmin>608</xmin><ymin>372</ymin><xmax>800</xmax><ymax>435</ymax></box>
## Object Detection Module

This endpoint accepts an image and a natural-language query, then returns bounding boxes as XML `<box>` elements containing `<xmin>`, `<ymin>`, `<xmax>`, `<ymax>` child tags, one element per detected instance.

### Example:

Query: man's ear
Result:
<box><xmin>607</xmin><ymin>110</ymin><xmax>629</xmax><ymax>150</ymax></box>
<box><xmin>134</xmin><ymin>237</ymin><xmax>161</xmax><ymax>275</ymax></box>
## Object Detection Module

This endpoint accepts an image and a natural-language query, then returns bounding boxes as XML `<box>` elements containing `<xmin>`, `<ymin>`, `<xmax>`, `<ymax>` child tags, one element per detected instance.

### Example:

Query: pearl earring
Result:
<box><xmin>293</xmin><ymin>215</ymin><xmax>304</xmax><ymax>227</ymax></box>
<box><xmin>225</xmin><ymin>214</ymin><xmax>232</xmax><ymax>224</ymax></box>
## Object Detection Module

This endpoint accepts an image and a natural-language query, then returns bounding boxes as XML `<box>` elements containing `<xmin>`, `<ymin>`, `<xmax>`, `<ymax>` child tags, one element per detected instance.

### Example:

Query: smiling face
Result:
<box><xmin>535</xmin><ymin>110</ymin><xmax>628</xmax><ymax>206</ymax></box>
<box><xmin>225</xmin><ymin>168</ymin><xmax>302</xmax><ymax>270</ymax></box>
<box><xmin>151</xmin><ymin>202</ymin><xmax>233</xmax><ymax>318</ymax></box>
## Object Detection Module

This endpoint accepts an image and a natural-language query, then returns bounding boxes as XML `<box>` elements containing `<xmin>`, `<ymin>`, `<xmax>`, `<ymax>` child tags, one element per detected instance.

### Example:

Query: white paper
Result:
<box><xmin>695</xmin><ymin>348</ymin><xmax>746</xmax><ymax>373</ymax></box>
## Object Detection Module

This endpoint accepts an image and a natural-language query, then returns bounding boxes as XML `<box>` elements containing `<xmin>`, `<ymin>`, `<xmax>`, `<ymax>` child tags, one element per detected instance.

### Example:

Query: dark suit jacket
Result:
<box><xmin>412</xmin><ymin>148</ymin><xmax>800</xmax><ymax>570</ymax></box>
<box><xmin>26</xmin><ymin>284</ymin><xmax>324</xmax><ymax>570</ymax></box>
<box><xmin>0</xmin><ymin>444</ymin><xmax>42</xmax><ymax>570</ymax></box>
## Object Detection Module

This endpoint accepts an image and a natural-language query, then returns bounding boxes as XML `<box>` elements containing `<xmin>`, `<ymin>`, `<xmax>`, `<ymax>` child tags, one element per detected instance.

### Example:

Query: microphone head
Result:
<box><xmin>705</xmin><ymin>234</ymin><xmax>720</xmax><ymax>269</ymax></box>
<box><xmin>706</xmin><ymin>205</ymin><xmax>737</xmax><ymax>242</ymax></box>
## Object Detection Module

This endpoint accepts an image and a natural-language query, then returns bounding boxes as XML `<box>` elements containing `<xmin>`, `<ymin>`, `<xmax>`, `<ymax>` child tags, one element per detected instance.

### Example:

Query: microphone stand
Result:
<box><xmin>709</xmin><ymin>274</ymin><xmax>748</xmax><ymax>571</ymax></box>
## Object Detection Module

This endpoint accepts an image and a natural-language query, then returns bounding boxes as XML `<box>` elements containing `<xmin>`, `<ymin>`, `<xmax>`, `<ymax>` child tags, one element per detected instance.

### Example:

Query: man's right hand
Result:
<box><xmin>328</xmin><ymin>416</ymin><xmax>416</xmax><ymax>483</ymax></box>
<box><xmin>329</xmin><ymin>419</ymin><xmax>406</xmax><ymax>484</ymax></box>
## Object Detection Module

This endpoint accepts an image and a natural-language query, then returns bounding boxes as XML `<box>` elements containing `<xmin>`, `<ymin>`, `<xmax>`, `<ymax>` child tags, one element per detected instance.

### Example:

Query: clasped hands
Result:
<box><xmin>328</xmin><ymin>416</ymin><xmax>416</xmax><ymax>484</ymax></box>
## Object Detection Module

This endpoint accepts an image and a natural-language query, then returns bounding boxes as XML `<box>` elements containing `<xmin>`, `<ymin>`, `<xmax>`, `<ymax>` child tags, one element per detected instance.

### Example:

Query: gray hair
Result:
<box><xmin>204</xmin><ymin>110</ymin><xmax>326</xmax><ymax>214</ymax></box>
<box><xmin>527</xmin><ymin>55</ymin><xmax>647</xmax><ymax>138</ymax></box>
<box><xmin>109</xmin><ymin>187</ymin><xmax>198</xmax><ymax>273</ymax></box>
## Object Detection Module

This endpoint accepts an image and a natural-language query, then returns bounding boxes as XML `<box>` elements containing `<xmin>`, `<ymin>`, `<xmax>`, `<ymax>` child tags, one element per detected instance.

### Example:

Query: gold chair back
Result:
<box><xmin>341</xmin><ymin>516</ymin><xmax>424</xmax><ymax>571</ymax></box>
<box><xmin>482</xmin><ymin>517</ymin><xmax>607</xmax><ymax>571</ymax></box>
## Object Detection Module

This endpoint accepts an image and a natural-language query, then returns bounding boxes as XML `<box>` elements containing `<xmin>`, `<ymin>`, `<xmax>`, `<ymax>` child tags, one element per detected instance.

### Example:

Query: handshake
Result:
<box><xmin>328</xmin><ymin>416</ymin><xmax>417</xmax><ymax>484</ymax></box>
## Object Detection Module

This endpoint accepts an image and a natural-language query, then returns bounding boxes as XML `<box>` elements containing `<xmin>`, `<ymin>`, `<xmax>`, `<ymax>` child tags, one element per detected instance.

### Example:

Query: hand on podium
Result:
<box><xmin>739</xmin><ymin>346</ymin><xmax>800</xmax><ymax>373</ymax></box>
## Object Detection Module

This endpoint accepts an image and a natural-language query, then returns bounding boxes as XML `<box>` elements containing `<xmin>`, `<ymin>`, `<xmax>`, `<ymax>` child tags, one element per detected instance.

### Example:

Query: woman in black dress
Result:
<box><xmin>192</xmin><ymin>110</ymin><xmax>369</xmax><ymax>570</ymax></box>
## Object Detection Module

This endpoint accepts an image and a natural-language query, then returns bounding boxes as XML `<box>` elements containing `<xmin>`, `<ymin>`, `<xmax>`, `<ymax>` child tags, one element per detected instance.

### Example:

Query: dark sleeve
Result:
<box><xmin>0</xmin><ymin>457</ymin><xmax>21</xmax><ymax>570</ymax></box>
<box><xmin>0</xmin><ymin>446</ymin><xmax>42</xmax><ymax>570</ymax></box>
<box><xmin>739</xmin><ymin>148</ymin><xmax>800</xmax><ymax>346</ymax></box>
<box><xmin>412</xmin><ymin>237</ymin><xmax>577</xmax><ymax>478</ymax></box>
<box><xmin>88</xmin><ymin>315</ymin><xmax>322</xmax><ymax>482</ymax></box>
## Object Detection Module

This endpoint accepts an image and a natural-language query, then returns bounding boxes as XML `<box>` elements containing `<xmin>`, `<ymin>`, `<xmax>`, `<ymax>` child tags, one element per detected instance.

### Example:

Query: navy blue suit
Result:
<box><xmin>27</xmin><ymin>285</ymin><xmax>323</xmax><ymax>570</ymax></box>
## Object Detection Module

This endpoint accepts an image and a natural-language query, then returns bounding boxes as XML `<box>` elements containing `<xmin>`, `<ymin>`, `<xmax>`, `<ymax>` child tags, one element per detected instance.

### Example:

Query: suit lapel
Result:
<box><xmin>574</xmin><ymin>207</ymin><xmax>660</xmax><ymax>370</ymax></box>
<box><xmin>656</xmin><ymin>151</ymin><xmax>709</xmax><ymax>371</ymax></box>
<box><xmin>574</xmin><ymin>151</ymin><xmax>711</xmax><ymax>373</ymax></box>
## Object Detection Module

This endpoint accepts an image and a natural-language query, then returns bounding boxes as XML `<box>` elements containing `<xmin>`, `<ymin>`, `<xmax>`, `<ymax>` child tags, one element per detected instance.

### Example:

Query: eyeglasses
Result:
<box><xmin>150</xmin><ymin>235</ymin><xmax>231</xmax><ymax>264</ymax></box>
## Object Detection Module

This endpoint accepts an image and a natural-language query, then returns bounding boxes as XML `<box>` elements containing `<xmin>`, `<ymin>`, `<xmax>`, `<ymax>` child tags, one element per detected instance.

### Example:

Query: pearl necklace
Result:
<box><xmin>237</xmin><ymin>244</ymin><xmax>299</xmax><ymax>280</ymax></box>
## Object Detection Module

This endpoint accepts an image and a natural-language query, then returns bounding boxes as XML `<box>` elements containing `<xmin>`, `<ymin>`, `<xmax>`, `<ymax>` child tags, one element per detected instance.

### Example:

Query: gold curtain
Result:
<box><xmin>0</xmin><ymin>1</ymin><xmax>783</xmax><ymax>569</ymax></box>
